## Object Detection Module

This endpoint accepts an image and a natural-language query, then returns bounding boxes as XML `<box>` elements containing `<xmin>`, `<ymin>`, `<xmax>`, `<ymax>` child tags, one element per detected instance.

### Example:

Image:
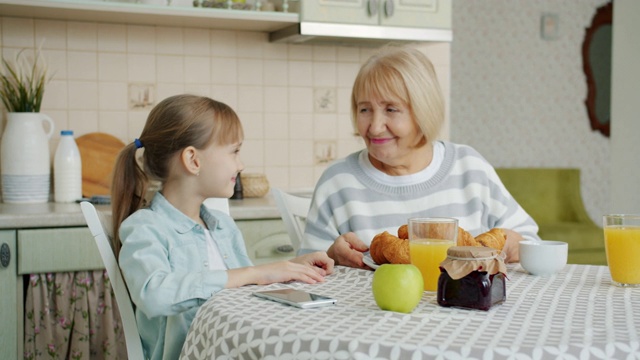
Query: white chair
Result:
<box><xmin>80</xmin><ymin>201</ymin><xmax>146</xmax><ymax>360</ymax></box>
<box><xmin>270</xmin><ymin>188</ymin><xmax>312</xmax><ymax>252</ymax></box>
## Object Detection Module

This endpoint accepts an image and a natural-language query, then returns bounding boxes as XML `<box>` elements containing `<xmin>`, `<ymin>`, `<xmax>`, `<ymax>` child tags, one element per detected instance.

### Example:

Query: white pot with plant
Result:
<box><xmin>0</xmin><ymin>49</ymin><xmax>54</xmax><ymax>203</ymax></box>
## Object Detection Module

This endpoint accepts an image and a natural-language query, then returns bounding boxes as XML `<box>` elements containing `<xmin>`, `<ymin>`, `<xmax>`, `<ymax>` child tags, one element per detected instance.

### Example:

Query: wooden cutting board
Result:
<box><xmin>76</xmin><ymin>132</ymin><xmax>126</xmax><ymax>197</ymax></box>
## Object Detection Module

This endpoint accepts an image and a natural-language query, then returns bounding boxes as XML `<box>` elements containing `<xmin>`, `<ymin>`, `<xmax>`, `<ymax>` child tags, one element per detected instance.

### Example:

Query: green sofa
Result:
<box><xmin>495</xmin><ymin>168</ymin><xmax>606</xmax><ymax>265</ymax></box>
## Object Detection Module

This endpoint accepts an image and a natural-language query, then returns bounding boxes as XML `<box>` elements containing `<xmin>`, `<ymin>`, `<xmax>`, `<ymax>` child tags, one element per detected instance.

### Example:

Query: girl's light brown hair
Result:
<box><xmin>351</xmin><ymin>46</ymin><xmax>445</xmax><ymax>146</ymax></box>
<box><xmin>110</xmin><ymin>94</ymin><xmax>243</xmax><ymax>256</ymax></box>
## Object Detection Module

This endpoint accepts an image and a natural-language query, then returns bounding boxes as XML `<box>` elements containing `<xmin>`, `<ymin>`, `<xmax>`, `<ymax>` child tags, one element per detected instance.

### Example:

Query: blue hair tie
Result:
<box><xmin>134</xmin><ymin>138</ymin><xmax>143</xmax><ymax>149</ymax></box>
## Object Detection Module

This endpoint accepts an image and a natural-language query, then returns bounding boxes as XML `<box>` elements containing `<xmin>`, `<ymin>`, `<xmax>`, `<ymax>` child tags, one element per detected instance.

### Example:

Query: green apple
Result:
<box><xmin>372</xmin><ymin>264</ymin><xmax>424</xmax><ymax>313</ymax></box>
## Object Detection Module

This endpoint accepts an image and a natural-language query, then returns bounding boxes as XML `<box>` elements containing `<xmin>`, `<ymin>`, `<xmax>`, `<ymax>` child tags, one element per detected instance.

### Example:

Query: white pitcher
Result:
<box><xmin>1</xmin><ymin>112</ymin><xmax>55</xmax><ymax>203</ymax></box>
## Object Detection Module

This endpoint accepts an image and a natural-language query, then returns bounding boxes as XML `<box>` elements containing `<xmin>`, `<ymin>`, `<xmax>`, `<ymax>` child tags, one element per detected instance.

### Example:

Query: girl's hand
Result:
<box><xmin>326</xmin><ymin>232</ymin><xmax>370</xmax><ymax>269</ymax></box>
<box><xmin>502</xmin><ymin>229</ymin><xmax>524</xmax><ymax>263</ymax></box>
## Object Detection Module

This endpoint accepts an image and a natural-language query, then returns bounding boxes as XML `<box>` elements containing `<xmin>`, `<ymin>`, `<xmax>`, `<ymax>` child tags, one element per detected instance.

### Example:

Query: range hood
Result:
<box><xmin>269</xmin><ymin>22</ymin><xmax>452</xmax><ymax>47</ymax></box>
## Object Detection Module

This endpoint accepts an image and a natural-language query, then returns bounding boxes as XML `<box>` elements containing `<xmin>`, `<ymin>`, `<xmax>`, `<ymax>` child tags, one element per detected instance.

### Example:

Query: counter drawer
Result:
<box><xmin>18</xmin><ymin>227</ymin><xmax>103</xmax><ymax>274</ymax></box>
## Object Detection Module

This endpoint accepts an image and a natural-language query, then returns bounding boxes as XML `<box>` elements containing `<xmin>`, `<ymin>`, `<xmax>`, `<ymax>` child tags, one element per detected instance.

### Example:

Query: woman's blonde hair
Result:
<box><xmin>351</xmin><ymin>46</ymin><xmax>445</xmax><ymax>145</ymax></box>
<box><xmin>110</xmin><ymin>94</ymin><xmax>243</xmax><ymax>256</ymax></box>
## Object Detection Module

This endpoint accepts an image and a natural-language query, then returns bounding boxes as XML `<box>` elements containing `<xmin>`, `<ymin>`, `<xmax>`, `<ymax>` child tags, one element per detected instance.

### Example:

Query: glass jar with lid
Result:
<box><xmin>437</xmin><ymin>246</ymin><xmax>507</xmax><ymax>311</ymax></box>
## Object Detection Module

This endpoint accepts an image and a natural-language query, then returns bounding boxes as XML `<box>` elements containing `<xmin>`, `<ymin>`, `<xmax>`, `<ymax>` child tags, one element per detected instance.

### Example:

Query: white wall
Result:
<box><xmin>610</xmin><ymin>1</ymin><xmax>640</xmax><ymax>214</ymax></box>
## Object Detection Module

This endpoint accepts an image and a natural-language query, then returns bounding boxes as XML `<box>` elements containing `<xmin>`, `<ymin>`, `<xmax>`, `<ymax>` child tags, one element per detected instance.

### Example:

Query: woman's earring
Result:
<box><xmin>196</xmin><ymin>172</ymin><xmax>200</xmax><ymax>176</ymax></box>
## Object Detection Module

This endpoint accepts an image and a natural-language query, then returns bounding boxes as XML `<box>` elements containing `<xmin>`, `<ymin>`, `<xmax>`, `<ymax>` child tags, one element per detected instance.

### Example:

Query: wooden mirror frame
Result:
<box><xmin>582</xmin><ymin>1</ymin><xmax>612</xmax><ymax>137</ymax></box>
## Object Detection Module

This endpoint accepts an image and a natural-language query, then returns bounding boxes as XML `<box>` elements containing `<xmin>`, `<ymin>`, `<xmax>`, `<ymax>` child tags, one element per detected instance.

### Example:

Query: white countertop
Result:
<box><xmin>0</xmin><ymin>195</ymin><xmax>280</xmax><ymax>229</ymax></box>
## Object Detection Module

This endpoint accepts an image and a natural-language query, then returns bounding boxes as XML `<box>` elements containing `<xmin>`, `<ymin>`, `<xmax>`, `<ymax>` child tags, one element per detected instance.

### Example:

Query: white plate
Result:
<box><xmin>362</xmin><ymin>252</ymin><xmax>380</xmax><ymax>269</ymax></box>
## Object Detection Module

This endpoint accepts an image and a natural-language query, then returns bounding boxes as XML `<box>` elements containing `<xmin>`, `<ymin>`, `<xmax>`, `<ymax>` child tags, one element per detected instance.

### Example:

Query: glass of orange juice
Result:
<box><xmin>408</xmin><ymin>217</ymin><xmax>458</xmax><ymax>292</ymax></box>
<box><xmin>603</xmin><ymin>214</ymin><xmax>640</xmax><ymax>287</ymax></box>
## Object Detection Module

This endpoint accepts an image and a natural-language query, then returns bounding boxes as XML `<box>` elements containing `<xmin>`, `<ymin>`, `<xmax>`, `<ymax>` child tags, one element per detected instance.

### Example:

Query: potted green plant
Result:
<box><xmin>0</xmin><ymin>49</ymin><xmax>55</xmax><ymax>203</ymax></box>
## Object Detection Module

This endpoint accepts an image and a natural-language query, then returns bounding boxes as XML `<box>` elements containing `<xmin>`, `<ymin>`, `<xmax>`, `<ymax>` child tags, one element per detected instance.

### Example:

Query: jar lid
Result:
<box><xmin>440</xmin><ymin>246</ymin><xmax>507</xmax><ymax>280</ymax></box>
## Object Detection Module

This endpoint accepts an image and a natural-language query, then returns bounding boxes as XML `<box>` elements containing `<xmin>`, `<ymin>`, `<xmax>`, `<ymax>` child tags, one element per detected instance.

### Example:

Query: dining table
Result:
<box><xmin>179</xmin><ymin>264</ymin><xmax>640</xmax><ymax>359</ymax></box>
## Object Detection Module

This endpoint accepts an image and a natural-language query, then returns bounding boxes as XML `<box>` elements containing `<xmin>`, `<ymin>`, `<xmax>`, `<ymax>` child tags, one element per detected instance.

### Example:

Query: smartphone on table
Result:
<box><xmin>253</xmin><ymin>288</ymin><xmax>337</xmax><ymax>309</ymax></box>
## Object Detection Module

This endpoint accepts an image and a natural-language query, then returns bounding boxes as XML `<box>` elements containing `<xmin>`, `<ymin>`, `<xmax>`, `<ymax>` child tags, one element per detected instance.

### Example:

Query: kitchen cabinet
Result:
<box><xmin>0</xmin><ymin>199</ymin><xmax>293</xmax><ymax>360</ymax></box>
<box><xmin>0</xmin><ymin>0</ymin><xmax>297</xmax><ymax>32</ymax></box>
<box><xmin>301</xmin><ymin>0</ymin><xmax>451</xmax><ymax>29</ymax></box>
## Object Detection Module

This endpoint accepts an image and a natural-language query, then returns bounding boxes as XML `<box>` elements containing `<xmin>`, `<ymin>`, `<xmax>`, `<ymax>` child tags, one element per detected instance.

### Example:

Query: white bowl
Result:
<box><xmin>519</xmin><ymin>240</ymin><xmax>568</xmax><ymax>276</ymax></box>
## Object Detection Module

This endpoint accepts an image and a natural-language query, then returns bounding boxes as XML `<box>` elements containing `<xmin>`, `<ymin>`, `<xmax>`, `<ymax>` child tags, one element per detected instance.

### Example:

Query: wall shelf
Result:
<box><xmin>0</xmin><ymin>0</ymin><xmax>299</xmax><ymax>32</ymax></box>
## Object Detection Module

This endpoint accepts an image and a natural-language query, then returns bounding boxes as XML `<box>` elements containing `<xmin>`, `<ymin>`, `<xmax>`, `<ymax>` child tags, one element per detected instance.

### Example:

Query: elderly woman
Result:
<box><xmin>301</xmin><ymin>45</ymin><xmax>540</xmax><ymax>269</ymax></box>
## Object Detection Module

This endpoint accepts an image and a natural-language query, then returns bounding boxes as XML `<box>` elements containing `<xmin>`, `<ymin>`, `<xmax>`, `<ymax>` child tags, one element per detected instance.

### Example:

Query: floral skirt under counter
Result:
<box><xmin>23</xmin><ymin>271</ymin><xmax>126</xmax><ymax>360</ymax></box>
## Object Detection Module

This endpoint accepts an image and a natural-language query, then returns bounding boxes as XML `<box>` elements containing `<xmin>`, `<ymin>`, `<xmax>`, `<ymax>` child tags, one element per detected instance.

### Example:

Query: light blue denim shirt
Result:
<box><xmin>118</xmin><ymin>192</ymin><xmax>252</xmax><ymax>360</ymax></box>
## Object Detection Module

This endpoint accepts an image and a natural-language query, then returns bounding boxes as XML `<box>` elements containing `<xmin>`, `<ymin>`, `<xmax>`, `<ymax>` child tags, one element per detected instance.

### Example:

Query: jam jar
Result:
<box><xmin>437</xmin><ymin>246</ymin><xmax>507</xmax><ymax>311</ymax></box>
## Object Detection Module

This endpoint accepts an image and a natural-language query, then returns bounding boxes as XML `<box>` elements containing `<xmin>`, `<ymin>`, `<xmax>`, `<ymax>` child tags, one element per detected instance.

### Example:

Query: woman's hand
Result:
<box><xmin>502</xmin><ymin>229</ymin><xmax>523</xmax><ymax>263</ymax></box>
<box><xmin>326</xmin><ymin>232</ymin><xmax>370</xmax><ymax>269</ymax></box>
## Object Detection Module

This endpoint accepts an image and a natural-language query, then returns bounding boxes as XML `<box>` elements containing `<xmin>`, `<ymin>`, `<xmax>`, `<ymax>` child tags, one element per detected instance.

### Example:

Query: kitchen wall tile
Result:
<box><xmin>336</xmin><ymin>47</ymin><xmax>360</xmax><ymax>62</ymax></box>
<box><xmin>68</xmin><ymin>110</ymin><xmax>98</xmax><ymax>135</ymax></box>
<box><xmin>288</xmin><ymin>87</ymin><xmax>313</xmax><ymax>113</ymax></box>
<box><xmin>313</xmin><ymin>113</ymin><xmax>338</xmax><ymax>139</ymax></box>
<box><xmin>185</xmin><ymin>56</ymin><xmax>211</xmax><ymax>84</ymax></box>
<box><xmin>237</xmin><ymin>86</ymin><xmax>263</xmax><ymax>113</ymax></box>
<box><xmin>156</xmin><ymin>83</ymin><xmax>185</xmax><ymax>101</ymax></box>
<box><xmin>236</xmin><ymin>32</ymin><xmax>266</xmax><ymax>59</ymax></box>
<box><xmin>184</xmin><ymin>28</ymin><xmax>210</xmax><ymax>56</ymax></box>
<box><xmin>68</xmin><ymin>81</ymin><xmax>98</xmax><ymax>110</ymax></box>
<box><xmin>239</xmin><ymin>112</ymin><xmax>263</xmax><ymax>140</ymax></box>
<box><xmin>263</xmin><ymin>42</ymin><xmax>288</xmax><ymax>60</ymax></box>
<box><xmin>313</xmin><ymin>62</ymin><xmax>336</xmax><ymax>87</ymax></box>
<box><xmin>264</xmin><ymin>139</ymin><xmax>289</xmax><ymax>166</ymax></box>
<box><xmin>184</xmin><ymin>84</ymin><xmax>211</xmax><ymax>97</ymax></box>
<box><xmin>211</xmin><ymin>57</ymin><xmax>237</xmax><ymax>84</ymax></box>
<box><xmin>2</xmin><ymin>18</ymin><xmax>34</xmax><ymax>48</ymax></box>
<box><xmin>36</xmin><ymin>20</ymin><xmax>66</xmax><ymax>50</ymax></box>
<box><xmin>288</xmin><ymin>61</ymin><xmax>312</xmax><ymax>86</ymax></box>
<box><xmin>337</xmin><ymin>113</ymin><xmax>357</xmax><ymax>140</ymax></box>
<box><xmin>337</xmin><ymin>62</ymin><xmax>360</xmax><ymax>88</ymax></box>
<box><xmin>288</xmin><ymin>44</ymin><xmax>312</xmax><ymax>61</ymax></box>
<box><xmin>289</xmin><ymin>139</ymin><xmax>312</xmax><ymax>166</ymax></box>
<box><xmin>128</xmin><ymin>54</ymin><xmax>156</xmax><ymax>82</ymax></box>
<box><xmin>67</xmin><ymin>51</ymin><xmax>97</xmax><ymax>80</ymax></box>
<box><xmin>41</xmin><ymin>80</ymin><xmax>68</xmax><ymax>110</ymax></box>
<box><xmin>97</xmin><ymin>24</ymin><xmax>126</xmax><ymax>52</ymax></box>
<box><xmin>240</xmin><ymin>139</ymin><xmax>264</xmax><ymax>168</ymax></box>
<box><xmin>288</xmin><ymin>166</ymin><xmax>315</xmax><ymax>190</ymax></box>
<box><xmin>211</xmin><ymin>85</ymin><xmax>237</xmax><ymax>109</ymax></box>
<box><xmin>264</xmin><ymin>166</ymin><xmax>289</xmax><ymax>190</ymax></box>
<box><xmin>289</xmin><ymin>113</ymin><xmax>313</xmax><ymax>140</ymax></box>
<box><xmin>98</xmin><ymin>53</ymin><xmax>128</xmax><ymax>82</ymax></box>
<box><xmin>313</xmin><ymin>45</ymin><xmax>337</xmax><ymax>62</ymax></box>
<box><xmin>237</xmin><ymin>58</ymin><xmax>263</xmax><ymax>85</ymax></box>
<box><xmin>337</xmin><ymin>138</ymin><xmax>364</xmax><ymax>159</ymax></box>
<box><xmin>263</xmin><ymin>59</ymin><xmax>288</xmax><ymax>86</ymax></box>
<box><xmin>99</xmin><ymin>111</ymin><xmax>128</xmax><ymax>141</ymax></box>
<box><xmin>127</xmin><ymin>111</ymin><xmax>148</xmax><ymax>140</ymax></box>
<box><xmin>99</xmin><ymin>82</ymin><xmax>128</xmax><ymax>110</ymax></box>
<box><xmin>336</xmin><ymin>87</ymin><xmax>351</xmax><ymax>116</ymax></box>
<box><xmin>127</xmin><ymin>25</ymin><xmax>156</xmax><ymax>54</ymax></box>
<box><xmin>157</xmin><ymin>55</ymin><xmax>184</xmax><ymax>83</ymax></box>
<box><xmin>263</xmin><ymin>113</ymin><xmax>288</xmax><ymax>139</ymax></box>
<box><xmin>44</xmin><ymin>49</ymin><xmax>67</xmax><ymax>80</ymax></box>
<box><xmin>423</xmin><ymin>42</ymin><xmax>450</xmax><ymax>67</ymax></box>
<box><xmin>46</xmin><ymin>110</ymin><xmax>69</xmax><ymax>140</ymax></box>
<box><xmin>263</xmin><ymin>86</ymin><xmax>288</xmax><ymax>114</ymax></box>
<box><xmin>156</xmin><ymin>27</ymin><xmax>184</xmax><ymax>55</ymax></box>
<box><xmin>210</xmin><ymin>30</ymin><xmax>236</xmax><ymax>58</ymax></box>
<box><xmin>67</xmin><ymin>22</ymin><xmax>97</xmax><ymax>51</ymax></box>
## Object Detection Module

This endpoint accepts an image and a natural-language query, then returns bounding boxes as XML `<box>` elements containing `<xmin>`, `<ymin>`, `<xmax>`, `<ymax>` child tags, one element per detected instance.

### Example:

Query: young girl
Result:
<box><xmin>110</xmin><ymin>94</ymin><xmax>334</xmax><ymax>360</ymax></box>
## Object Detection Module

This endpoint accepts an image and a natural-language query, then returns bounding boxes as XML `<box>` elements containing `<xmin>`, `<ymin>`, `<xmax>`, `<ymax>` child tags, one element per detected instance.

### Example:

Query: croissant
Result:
<box><xmin>369</xmin><ymin>230</ymin><xmax>410</xmax><ymax>265</ymax></box>
<box><xmin>457</xmin><ymin>227</ymin><xmax>476</xmax><ymax>247</ymax></box>
<box><xmin>474</xmin><ymin>228</ymin><xmax>507</xmax><ymax>251</ymax></box>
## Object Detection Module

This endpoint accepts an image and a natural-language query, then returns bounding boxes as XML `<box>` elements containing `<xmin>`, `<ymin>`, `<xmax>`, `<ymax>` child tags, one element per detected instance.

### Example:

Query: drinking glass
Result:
<box><xmin>408</xmin><ymin>217</ymin><xmax>458</xmax><ymax>291</ymax></box>
<box><xmin>603</xmin><ymin>214</ymin><xmax>640</xmax><ymax>287</ymax></box>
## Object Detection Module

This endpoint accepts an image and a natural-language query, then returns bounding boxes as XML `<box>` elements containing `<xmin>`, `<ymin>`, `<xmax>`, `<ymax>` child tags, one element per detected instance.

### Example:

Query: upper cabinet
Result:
<box><xmin>0</xmin><ymin>0</ymin><xmax>298</xmax><ymax>32</ymax></box>
<box><xmin>302</xmin><ymin>0</ymin><xmax>451</xmax><ymax>29</ymax></box>
<box><xmin>270</xmin><ymin>0</ymin><xmax>452</xmax><ymax>45</ymax></box>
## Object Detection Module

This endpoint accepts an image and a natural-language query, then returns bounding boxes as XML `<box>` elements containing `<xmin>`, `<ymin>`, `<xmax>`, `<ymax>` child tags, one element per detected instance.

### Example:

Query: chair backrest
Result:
<box><xmin>270</xmin><ymin>188</ymin><xmax>312</xmax><ymax>252</ymax></box>
<box><xmin>80</xmin><ymin>201</ymin><xmax>146</xmax><ymax>360</ymax></box>
<box><xmin>203</xmin><ymin>197</ymin><xmax>231</xmax><ymax>215</ymax></box>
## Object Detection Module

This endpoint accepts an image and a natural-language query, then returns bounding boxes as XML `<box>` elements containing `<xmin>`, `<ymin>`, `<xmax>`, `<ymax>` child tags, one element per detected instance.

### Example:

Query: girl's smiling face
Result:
<box><xmin>355</xmin><ymin>95</ymin><xmax>427</xmax><ymax>175</ymax></box>
<box><xmin>198</xmin><ymin>140</ymin><xmax>244</xmax><ymax>199</ymax></box>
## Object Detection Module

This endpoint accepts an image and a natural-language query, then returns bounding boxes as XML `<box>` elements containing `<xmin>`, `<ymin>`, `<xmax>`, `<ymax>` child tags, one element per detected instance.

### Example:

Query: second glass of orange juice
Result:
<box><xmin>603</xmin><ymin>214</ymin><xmax>640</xmax><ymax>287</ymax></box>
<box><xmin>408</xmin><ymin>217</ymin><xmax>458</xmax><ymax>291</ymax></box>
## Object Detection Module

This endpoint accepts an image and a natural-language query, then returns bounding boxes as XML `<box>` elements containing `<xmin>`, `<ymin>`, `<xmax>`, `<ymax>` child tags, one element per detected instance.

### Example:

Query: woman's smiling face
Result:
<box><xmin>355</xmin><ymin>94</ymin><xmax>426</xmax><ymax>174</ymax></box>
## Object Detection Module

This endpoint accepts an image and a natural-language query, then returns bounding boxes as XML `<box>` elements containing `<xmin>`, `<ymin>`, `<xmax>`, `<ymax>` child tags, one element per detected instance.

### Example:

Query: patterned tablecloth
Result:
<box><xmin>180</xmin><ymin>264</ymin><xmax>640</xmax><ymax>360</ymax></box>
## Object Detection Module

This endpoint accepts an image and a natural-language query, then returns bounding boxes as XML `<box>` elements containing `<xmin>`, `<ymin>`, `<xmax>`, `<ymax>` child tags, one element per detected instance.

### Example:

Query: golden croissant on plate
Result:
<box><xmin>369</xmin><ymin>225</ymin><xmax>507</xmax><ymax>265</ymax></box>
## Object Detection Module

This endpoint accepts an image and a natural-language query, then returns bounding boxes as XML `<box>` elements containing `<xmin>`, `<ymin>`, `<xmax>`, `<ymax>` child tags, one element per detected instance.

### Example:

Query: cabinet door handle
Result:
<box><xmin>0</xmin><ymin>243</ymin><xmax>10</xmax><ymax>268</ymax></box>
<box><xmin>367</xmin><ymin>0</ymin><xmax>379</xmax><ymax>17</ymax></box>
<box><xmin>384</xmin><ymin>0</ymin><xmax>394</xmax><ymax>17</ymax></box>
